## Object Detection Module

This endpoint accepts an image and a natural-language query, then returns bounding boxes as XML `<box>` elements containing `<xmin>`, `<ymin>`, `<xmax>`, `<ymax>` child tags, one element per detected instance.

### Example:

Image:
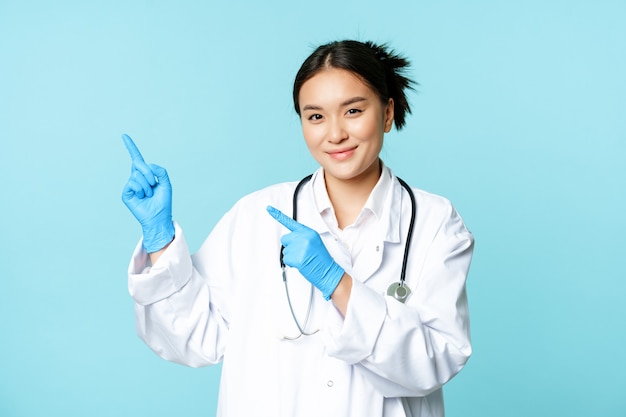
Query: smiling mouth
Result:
<box><xmin>328</xmin><ymin>147</ymin><xmax>357</xmax><ymax>160</ymax></box>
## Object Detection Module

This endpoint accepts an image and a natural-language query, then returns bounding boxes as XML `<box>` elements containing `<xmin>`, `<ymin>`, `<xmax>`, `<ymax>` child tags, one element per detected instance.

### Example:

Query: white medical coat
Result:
<box><xmin>128</xmin><ymin>166</ymin><xmax>474</xmax><ymax>417</ymax></box>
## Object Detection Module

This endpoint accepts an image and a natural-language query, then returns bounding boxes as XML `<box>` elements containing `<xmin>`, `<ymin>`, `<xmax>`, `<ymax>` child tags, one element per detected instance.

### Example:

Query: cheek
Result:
<box><xmin>352</xmin><ymin>117</ymin><xmax>385</xmax><ymax>143</ymax></box>
<box><xmin>301</xmin><ymin>124</ymin><xmax>324</xmax><ymax>148</ymax></box>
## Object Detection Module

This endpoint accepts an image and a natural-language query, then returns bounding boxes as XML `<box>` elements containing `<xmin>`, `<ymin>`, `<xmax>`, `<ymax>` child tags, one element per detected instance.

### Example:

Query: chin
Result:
<box><xmin>324</xmin><ymin>167</ymin><xmax>366</xmax><ymax>182</ymax></box>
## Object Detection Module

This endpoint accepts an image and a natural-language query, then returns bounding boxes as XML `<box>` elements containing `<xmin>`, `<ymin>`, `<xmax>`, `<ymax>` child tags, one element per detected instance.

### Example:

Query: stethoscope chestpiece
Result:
<box><xmin>387</xmin><ymin>282</ymin><xmax>411</xmax><ymax>304</ymax></box>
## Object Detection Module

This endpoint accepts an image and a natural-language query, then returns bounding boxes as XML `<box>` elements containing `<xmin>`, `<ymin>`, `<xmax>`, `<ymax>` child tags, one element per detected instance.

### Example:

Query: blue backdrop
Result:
<box><xmin>1</xmin><ymin>1</ymin><xmax>625</xmax><ymax>416</ymax></box>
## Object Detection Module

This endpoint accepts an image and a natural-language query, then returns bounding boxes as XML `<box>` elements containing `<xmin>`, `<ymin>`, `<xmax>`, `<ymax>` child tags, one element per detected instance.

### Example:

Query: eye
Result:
<box><xmin>307</xmin><ymin>113</ymin><xmax>323</xmax><ymax>121</ymax></box>
<box><xmin>346</xmin><ymin>108</ymin><xmax>362</xmax><ymax>116</ymax></box>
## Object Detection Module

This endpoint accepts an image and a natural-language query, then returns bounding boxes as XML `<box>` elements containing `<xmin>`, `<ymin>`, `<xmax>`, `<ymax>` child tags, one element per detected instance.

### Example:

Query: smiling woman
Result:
<box><xmin>121</xmin><ymin>39</ymin><xmax>474</xmax><ymax>417</ymax></box>
<box><xmin>294</xmin><ymin>40</ymin><xmax>414</xmax><ymax>230</ymax></box>
<box><xmin>298</xmin><ymin>68</ymin><xmax>394</xmax><ymax>223</ymax></box>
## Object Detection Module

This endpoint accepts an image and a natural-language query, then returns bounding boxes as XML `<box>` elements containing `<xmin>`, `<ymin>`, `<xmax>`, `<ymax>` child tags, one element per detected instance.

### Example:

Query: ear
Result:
<box><xmin>384</xmin><ymin>98</ymin><xmax>395</xmax><ymax>132</ymax></box>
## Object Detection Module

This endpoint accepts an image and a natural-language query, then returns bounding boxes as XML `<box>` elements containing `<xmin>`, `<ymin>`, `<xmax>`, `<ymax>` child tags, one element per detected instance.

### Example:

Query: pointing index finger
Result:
<box><xmin>266</xmin><ymin>206</ymin><xmax>302</xmax><ymax>232</ymax></box>
<box><xmin>122</xmin><ymin>134</ymin><xmax>145</xmax><ymax>163</ymax></box>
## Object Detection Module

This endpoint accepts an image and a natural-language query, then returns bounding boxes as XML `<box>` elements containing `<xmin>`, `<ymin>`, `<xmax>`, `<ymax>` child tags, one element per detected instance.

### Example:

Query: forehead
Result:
<box><xmin>299</xmin><ymin>68</ymin><xmax>376</xmax><ymax>104</ymax></box>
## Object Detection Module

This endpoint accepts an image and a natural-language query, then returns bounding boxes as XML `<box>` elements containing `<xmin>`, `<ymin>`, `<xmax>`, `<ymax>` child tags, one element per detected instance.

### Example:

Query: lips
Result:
<box><xmin>328</xmin><ymin>146</ymin><xmax>357</xmax><ymax>160</ymax></box>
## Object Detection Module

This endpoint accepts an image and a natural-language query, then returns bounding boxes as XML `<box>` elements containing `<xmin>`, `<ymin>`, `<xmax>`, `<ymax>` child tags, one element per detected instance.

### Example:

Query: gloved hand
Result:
<box><xmin>267</xmin><ymin>206</ymin><xmax>344</xmax><ymax>300</ymax></box>
<box><xmin>121</xmin><ymin>134</ymin><xmax>175</xmax><ymax>253</ymax></box>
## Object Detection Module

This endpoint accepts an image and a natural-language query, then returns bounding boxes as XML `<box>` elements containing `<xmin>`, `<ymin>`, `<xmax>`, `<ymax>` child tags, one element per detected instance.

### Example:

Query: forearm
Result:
<box><xmin>129</xmin><ymin>225</ymin><xmax>228</xmax><ymax>367</ymax></box>
<box><xmin>325</xmin><ymin>279</ymin><xmax>471</xmax><ymax>397</ymax></box>
<box><xmin>134</xmin><ymin>271</ymin><xmax>228</xmax><ymax>367</ymax></box>
<box><xmin>147</xmin><ymin>238</ymin><xmax>173</xmax><ymax>265</ymax></box>
<box><xmin>330</xmin><ymin>273</ymin><xmax>353</xmax><ymax>316</ymax></box>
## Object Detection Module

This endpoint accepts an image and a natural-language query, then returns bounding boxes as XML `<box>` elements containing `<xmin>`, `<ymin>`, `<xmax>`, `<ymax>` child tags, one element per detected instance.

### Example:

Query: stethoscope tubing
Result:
<box><xmin>279</xmin><ymin>173</ymin><xmax>416</xmax><ymax>339</ymax></box>
<box><xmin>395</xmin><ymin>177</ymin><xmax>416</xmax><ymax>286</ymax></box>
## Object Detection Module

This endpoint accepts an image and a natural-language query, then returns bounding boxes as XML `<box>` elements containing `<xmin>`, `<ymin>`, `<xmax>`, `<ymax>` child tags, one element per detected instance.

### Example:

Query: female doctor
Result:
<box><xmin>122</xmin><ymin>40</ymin><xmax>474</xmax><ymax>417</ymax></box>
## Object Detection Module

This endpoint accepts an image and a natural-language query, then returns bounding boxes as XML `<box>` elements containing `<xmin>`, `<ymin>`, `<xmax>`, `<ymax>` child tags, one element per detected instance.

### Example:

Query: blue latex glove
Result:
<box><xmin>121</xmin><ymin>134</ymin><xmax>175</xmax><ymax>253</ymax></box>
<box><xmin>267</xmin><ymin>206</ymin><xmax>344</xmax><ymax>301</ymax></box>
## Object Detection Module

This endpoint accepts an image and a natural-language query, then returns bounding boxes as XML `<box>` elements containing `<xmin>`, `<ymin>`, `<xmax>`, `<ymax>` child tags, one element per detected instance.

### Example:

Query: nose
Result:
<box><xmin>328</xmin><ymin>118</ymin><xmax>348</xmax><ymax>143</ymax></box>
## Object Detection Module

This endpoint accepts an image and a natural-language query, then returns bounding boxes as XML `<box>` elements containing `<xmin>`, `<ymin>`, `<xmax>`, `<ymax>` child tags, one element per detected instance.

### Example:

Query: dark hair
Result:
<box><xmin>293</xmin><ymin>40</ymin><xmax>416</xmax><ymax>130</ymax></box>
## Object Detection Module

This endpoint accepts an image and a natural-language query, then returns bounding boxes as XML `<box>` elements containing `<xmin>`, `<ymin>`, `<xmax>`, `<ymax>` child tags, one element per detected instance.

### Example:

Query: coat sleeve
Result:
<box><xmin>127</xmin><ymin>217</ymin><xmax>235</xmax><ymax>368</ymax></box>
<box><xmin>323</xmin><ymin>202</ymin><xmax>474</xmax><ymax>397</ymax></box>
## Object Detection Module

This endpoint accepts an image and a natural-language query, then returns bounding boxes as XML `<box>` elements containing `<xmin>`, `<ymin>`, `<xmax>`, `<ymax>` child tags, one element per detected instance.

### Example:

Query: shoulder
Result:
<box><xmin>386</xmin><ymin>165</ymin><xmax>456</xmax><ymax>219</ymax></box>
<box><xmin>409</xmin><ymin>186</ymin><xmax>453</xmax><ymax>209</ymax></box>
<box><xmin>395</xmin><ymin>178</ymin><xmax>471</xmax><ymax>237</ymax></box>
<box><xmin>392</xmin><ymin>172</ymin><xmax>455</xmax><ymax>216</ymax></box>
<box><xmin>411</xmin><ymin>187</ymin><xmax>458</xmax><ymax>221</ymax></box>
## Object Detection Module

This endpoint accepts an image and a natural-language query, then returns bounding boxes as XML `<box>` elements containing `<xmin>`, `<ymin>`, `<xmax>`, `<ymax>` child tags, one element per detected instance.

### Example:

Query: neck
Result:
<box><xmin>325</xmin><ymin>160</ymin><xmax>382</xmax><ymax>229</ymax></box>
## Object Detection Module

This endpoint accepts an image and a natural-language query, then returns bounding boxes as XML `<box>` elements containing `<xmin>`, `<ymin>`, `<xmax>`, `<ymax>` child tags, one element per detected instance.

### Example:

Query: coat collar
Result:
<box><xmin>297</xmin><ymin>163</ymin><xmax>404</xmax><ymax>244</ymax></box>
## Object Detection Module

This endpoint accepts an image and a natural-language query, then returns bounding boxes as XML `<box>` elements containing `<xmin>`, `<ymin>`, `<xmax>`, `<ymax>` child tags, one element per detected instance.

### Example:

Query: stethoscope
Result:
<box><xmin>279</xmin><ymin>173</ymin><xmax>417</xmax><ymax>340</ymax></box>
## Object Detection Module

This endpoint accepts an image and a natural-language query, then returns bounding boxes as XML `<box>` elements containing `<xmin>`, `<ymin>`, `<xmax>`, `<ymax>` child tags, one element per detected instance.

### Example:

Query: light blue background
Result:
<box><xmin>1</xmin><ymin>1</ymin><xmax>625</xmax><ymax>416</ymax></box>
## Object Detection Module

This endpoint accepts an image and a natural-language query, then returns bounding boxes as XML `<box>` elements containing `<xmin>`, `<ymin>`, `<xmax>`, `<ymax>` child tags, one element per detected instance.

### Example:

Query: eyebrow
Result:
<box><xmin>301</xmin><ymin>96</ymin><xmax>368</xmax><ymax>112</ymax></box>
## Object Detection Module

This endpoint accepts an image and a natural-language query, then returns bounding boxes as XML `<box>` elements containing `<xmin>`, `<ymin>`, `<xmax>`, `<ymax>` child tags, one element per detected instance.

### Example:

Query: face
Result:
<box><xmin>298</xmin><ymin>68</ymin><xmax>394</xmax><ymax>187</ymax></box>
